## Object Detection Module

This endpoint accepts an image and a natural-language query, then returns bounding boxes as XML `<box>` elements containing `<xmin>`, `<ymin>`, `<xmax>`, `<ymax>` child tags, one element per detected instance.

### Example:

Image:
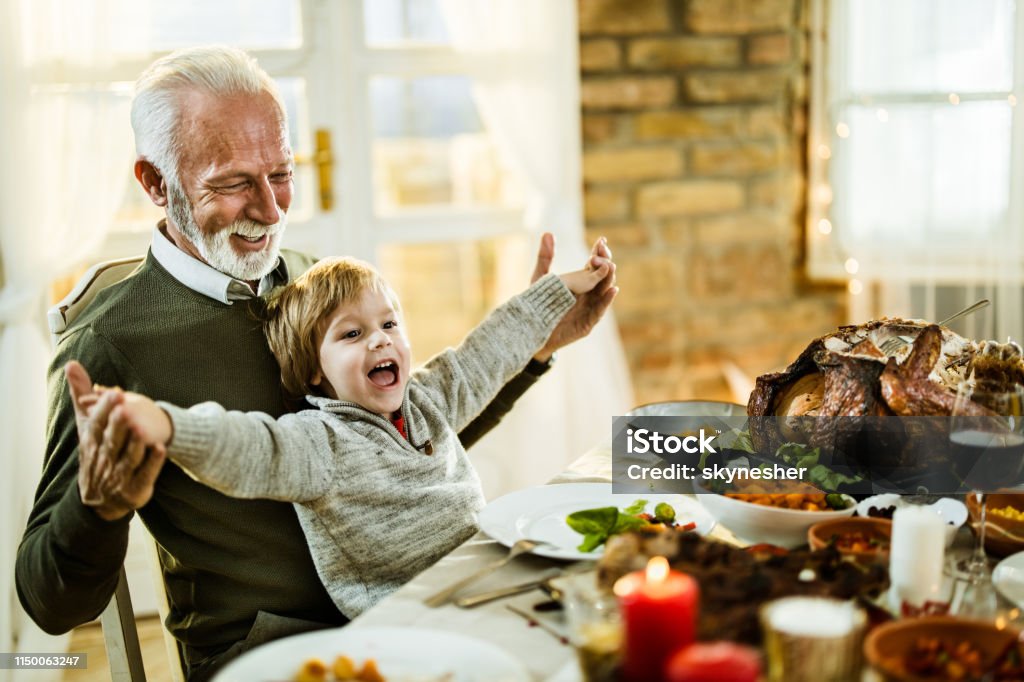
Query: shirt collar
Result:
<box><xmin>151</xmin><ymin>221</ymin><xmax>289</xmax><ymax>303</ymax></box>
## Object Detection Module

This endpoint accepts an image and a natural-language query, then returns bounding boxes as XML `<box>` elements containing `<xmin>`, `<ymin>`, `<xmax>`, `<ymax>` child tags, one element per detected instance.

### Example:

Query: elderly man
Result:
<box><xmin>16</xmin><ymin>46</ymin><xmax>616</xmax><ymax>681</ymax></box>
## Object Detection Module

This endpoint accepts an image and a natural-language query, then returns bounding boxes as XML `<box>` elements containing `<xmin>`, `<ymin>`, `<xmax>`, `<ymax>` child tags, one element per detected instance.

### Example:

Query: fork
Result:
<box><xmin>878</xmin><ymin>299</ymin><xmax>991</xmax><ymax>356</ymax></box>
<box><xmin>423</xmin><ymin>539</ymin><xmax>544</xmax><ymax>608</ymax></box>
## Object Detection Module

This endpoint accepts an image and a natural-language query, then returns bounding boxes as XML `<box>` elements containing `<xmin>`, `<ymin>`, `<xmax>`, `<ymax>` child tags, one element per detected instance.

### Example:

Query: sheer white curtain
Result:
<box><xmin>1</xmin><ymin>0</ymin><xmax>133</xmax><ymax>672</ymax></box>
<box><xmin>440</xmin><ymin>0</ymin><xmax>634</xmax><ymax>497</ymax></box>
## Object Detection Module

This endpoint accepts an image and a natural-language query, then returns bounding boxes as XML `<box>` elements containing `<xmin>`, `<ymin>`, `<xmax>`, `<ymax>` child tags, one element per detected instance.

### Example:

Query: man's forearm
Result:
<box><xmin>457</xmin><ymin>357</ymin><xmax>553</xmax><ymax>449</ymax></box>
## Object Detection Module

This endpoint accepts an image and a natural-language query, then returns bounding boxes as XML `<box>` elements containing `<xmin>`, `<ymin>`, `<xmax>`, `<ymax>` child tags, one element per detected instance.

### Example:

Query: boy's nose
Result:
<box><xmin>368</xmin><ymin>330</ymin><xmax>392</xmax><ymax>350</ymax></box>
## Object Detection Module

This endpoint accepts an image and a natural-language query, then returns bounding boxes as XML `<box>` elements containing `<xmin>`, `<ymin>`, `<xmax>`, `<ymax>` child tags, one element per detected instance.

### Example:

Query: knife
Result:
<box><xmin>454</xmin><ymin>570</ymin><xmax>561</xmax><ymax>608</ymax></box>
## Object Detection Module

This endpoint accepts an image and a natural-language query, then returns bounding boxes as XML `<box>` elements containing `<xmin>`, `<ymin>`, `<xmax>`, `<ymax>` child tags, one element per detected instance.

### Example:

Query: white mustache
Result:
<box><xmin>231</xmin><ymin>219</ymin><xmax>283</xmax><ymax>239</ymax></box>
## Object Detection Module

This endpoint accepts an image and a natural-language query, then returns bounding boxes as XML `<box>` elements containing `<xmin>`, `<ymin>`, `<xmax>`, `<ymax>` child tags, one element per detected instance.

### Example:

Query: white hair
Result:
<box><xmin>130</xmin><ymin>45</ymin><xmax>287</xmax><ymax>186</ymax></box>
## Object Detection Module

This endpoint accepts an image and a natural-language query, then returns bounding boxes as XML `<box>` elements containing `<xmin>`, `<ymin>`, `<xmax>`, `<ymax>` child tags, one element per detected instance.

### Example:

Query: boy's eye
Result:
<box><xmin>342</xmin><ymin>330</ymin><xmax>360</xmax><ymax>339</ymax></box>
<box><xmin>383</xmin><ymin>320</ymin><xmax>398</xmax><ymax>329</ymax></box>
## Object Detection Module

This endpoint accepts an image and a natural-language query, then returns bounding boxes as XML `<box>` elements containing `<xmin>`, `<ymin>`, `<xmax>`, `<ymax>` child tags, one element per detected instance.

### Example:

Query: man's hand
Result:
<box><xmin>66</xmin><ymin>361</ymin><xmax>166</xmax><ymax>521</ymax></box>
<box><xmin>531</xmin><ymin>233</ymin><xmax>618</xmax><ymax>362</ymax></box>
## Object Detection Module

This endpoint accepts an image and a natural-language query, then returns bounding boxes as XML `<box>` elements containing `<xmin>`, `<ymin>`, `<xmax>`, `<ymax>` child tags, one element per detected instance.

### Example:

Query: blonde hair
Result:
<box><xmin>265</xmin><ymin>257</ymin><xmax>400</xmax><ymax>400</ymax></box>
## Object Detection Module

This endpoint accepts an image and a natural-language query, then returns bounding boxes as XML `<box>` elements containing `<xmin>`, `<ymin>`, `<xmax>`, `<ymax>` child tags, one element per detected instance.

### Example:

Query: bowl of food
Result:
<box><xmin>967</xmin><ymin>492</ymin><xmax>1024</xmax><ymax>557</ymax></box>
<box><xmin>695</xmin><ymin>481</ymin><xmax>856</xmax><ymax>549</ymax></box>
<box><xmin>808</xmin><ymin>517</ymin><xmax>891</xmax><ymax>564</ymax></box>
<box><xmin>863</xmin><ymin>616</ymin><xmax>1020</xmax><ymax>681</ymax></box>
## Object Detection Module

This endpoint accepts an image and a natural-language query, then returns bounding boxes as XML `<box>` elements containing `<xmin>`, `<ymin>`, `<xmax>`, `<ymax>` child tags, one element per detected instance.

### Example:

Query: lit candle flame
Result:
<box><xmin>646</xmin><ymin>556</ymin><xmax>669</xmax><ymax>584</ymax></box>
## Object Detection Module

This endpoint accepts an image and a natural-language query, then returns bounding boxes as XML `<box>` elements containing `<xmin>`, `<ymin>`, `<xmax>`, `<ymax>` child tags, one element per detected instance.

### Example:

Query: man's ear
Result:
<box><xmin>135</xmin><ymin>159</ymin><xmax>168</xmax><ymax>207</ymax></box>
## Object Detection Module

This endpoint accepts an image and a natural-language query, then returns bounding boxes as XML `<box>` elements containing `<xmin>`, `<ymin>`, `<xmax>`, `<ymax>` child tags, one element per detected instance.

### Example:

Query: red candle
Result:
<box><xmin>614</xmin><ymin>556</ymin><xmax>699</xmax><ymax>682</ymax></box>
<box><xmin>664</xmin><ymin>641</ymin><xmax>761</xmax><ymax>682</ymax></box>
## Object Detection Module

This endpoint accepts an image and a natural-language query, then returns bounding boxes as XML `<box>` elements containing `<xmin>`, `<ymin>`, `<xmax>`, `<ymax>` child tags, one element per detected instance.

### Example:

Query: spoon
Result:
<box><xmin>423</xmin><ymin>539</ymin><xmax>543</xmax><ymax>608</ymax></box>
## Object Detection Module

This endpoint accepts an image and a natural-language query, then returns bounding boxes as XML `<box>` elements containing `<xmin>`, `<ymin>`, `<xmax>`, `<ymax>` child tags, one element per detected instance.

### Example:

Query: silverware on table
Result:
<box><xmin>879</xmin><ymin>298</ymin><xmax>990</xmax><ymax>356</ymax></box>
<box><xmin>505</xmin><ymin>604</ymin><xmax>569</xmax><ymax>644</ymax></box>
<box><xmin>454</xmin><ymin>569</ymin><xmax>561</xmax><ymax>608</ymax></box>
<box><xmin>424</xmin><ymin>539</ymin><xmax>545</xmax><ymax>608</ymax></box>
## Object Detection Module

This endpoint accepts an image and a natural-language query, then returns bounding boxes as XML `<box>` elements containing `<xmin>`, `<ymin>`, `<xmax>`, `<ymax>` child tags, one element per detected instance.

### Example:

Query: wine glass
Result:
<box><xmin>949</xmin><ymin>379</ymin><xmax>1024</xmax><ymax>616</ymax></box>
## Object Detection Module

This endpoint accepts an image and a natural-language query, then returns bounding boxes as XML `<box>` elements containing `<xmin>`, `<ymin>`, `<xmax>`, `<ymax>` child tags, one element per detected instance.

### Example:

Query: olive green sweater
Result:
<box><xmin>16</xmin><ymin>251</ymin><xmax>545</xmax><ymax>679</ymax></box>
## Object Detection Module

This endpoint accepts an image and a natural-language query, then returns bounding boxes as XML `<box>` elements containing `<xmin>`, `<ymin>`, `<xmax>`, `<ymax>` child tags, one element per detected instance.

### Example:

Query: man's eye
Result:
<box><xmin>271</xmin><ymin>171</ymin><xmax>293</xmax><ymax>183</ymax></box>
<box><xmin>222</xmin><ymin>182</ymin><xmax>248</xmax><ymax>191</ymax></box>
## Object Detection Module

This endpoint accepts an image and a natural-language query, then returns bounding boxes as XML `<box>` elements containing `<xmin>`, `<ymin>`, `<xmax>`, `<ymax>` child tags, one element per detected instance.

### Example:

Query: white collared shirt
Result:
<box><xmin>150</xmin><ymin>222</ymin><xmax>289</xmax><ymax>303</ymax></box>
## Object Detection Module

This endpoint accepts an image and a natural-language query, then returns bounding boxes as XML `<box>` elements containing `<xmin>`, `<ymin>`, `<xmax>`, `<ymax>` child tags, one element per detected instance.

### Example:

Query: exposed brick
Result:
<box><xmin>580</xmin><ymin>39</ymin><xmax>622</xmax><ymax>71</ymax></box>
<box><xmin>584</xmin><ymin>187</ymin><xmax>630</xmax><ymax>221</ymax></box>
<box><xmin>683</xmin><ymin>70</ymin><xmax>791</xmax><ymax>103</ymax></box>
<box><xmin>687</xmin><ymin>243</ymin><xmax>790</xmax><ymax>300</ymax></box>
<box><xmin>748</xmin><ymin>33</ymin><xmax>792</xmax><ymax>65</ymax></box>
<box><xmin>582</xmin><ymin>77</ymin><xmax>678</xmax><ymax>110</ymax></box>
<box><xmin>628</xmin><ymin>37</ymin><xmax>740</xmax><ymax>70</ymax></box>
<box><xmin>619</xmin><ymin>318</ymin><xmax>683</xmax><ymax>349</ymax></box>
<box><xmin>690</xmin><ymin>211</ymin><xmax>792</xmax><ymax>245</ymax></box>
<box><xmin>690</xmin><ymin>141</ymin><xmax>782</xmax><ymax>175</ymax></box>
<box><xmin>586</xmin><ymin>222</ymin><xmax>651</xmax><ymax>248</ymax></box>
<box><xmin>636</xmin><ymin>180</ymin><xmax>745</xmax><ymax>217</ymax></box>
<box><xmin>685</xmin><ymin>0</ymin><xmax>795</xmax><ymax>34</ymax></box>
<box><xmin>747</xmin><ymin>106</ymin><xmax>787</xmax><ymax>138</ymax></box>
<box><xmin>634</xmin><ymin>109</ymin><xmax>744</xmax><ymax>140</ymax></box>
<box><xmin>578</xmin><ymin>0</ymin><xmax>672</xmax><ymax>36</ymax></box>
<box><xmin>583</xmin><ymin>147</ymin><xmax>683</xmax><ymax>182</ymax></box>
<box><xmin>750</xmin><ymin>172</ymin><xmax>803</xmax><ymax>210</ymax></box>
<box><xmin>581</xmin><ymin>114</ymin><xmax>622</xmax><ymax>144</ymax></box>
<box><xmin>615</xmin><ymin>255</ymin><xmax>683</xmax><ymax>314</ymax></box>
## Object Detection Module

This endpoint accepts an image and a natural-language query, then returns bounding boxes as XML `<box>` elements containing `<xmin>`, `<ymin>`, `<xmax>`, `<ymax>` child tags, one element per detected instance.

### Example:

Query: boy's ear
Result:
<box><xmin>310</xmin><ymin>370</ymin><xmax>322</xmax><ymax>387</ymax></box>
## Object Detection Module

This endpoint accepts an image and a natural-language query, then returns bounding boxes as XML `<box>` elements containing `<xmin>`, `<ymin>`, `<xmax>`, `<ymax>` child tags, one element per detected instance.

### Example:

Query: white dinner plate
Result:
<box><xmin>994</xmin><ymin>550</ymin><xmax>1024</xmax><ymax>609</ymax></box>
<box><xmin>478</xmin><ymin>482</ymin><xmax>716</xmax><ymax>561</ymax></box>
<box><xmin>212</xmin><ymin>626</ymin><xmax>529</xmax><ymax>682</ymax></box>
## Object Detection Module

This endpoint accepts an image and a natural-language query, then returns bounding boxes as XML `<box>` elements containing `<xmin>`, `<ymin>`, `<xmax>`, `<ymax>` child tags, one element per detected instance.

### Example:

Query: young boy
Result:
<box><xmin>69</xmin><ymin>255</ymin><xmax>611</xmax><ymax>618</ymax></box>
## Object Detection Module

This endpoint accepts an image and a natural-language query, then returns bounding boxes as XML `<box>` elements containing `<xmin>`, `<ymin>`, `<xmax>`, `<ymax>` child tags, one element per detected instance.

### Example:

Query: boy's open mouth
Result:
<box><xmin>367</xmin><ymin>360</ymin><xmax>399</xmax><ymax>388</ymax></box>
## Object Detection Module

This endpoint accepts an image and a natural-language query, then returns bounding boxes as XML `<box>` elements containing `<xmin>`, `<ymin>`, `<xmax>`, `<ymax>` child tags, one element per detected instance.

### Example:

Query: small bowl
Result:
<box><xmin>863</xmin><ymin>616</ymin><xmax>1018</xmax><ymax>681</ymax></box>
<box><xmin>808</xmin><ymin>517</ymin><xmax>891</xmax><ymax>564</ymax></box>
<box><xmin>929</xmin><ymin>498</ymin><xmax>967</xmax><ymax>547</ymax></box>
<box><xmin>967</xmin><ymin>492</ymin><xmax>1024</xmax><ymax>557</ymax></box>
<box><xmin>857</xmin><ymin>495</ymin><xmax>966</xmax><ymax>548</ymax></box>
<box><xmin>695</xmin><ymin>489</ymin><xmax>856</xmax><ymax>549</ymax></box>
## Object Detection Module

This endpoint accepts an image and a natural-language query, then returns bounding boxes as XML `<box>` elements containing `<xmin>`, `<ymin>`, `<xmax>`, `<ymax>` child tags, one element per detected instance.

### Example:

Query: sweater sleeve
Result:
<box><xmin>413</xmin><ymin>273</ymin><xmax>574</xmax><ymax>433</ymax></box>
<box><xmin>16</xmin><ymin>329</ymin><xmax>136</xmax><ymax>634</ymax></box>
<box><xmin>160</xmin><ymin>403</ymin><xmax>336</xmax><ymax>503</ymax></box>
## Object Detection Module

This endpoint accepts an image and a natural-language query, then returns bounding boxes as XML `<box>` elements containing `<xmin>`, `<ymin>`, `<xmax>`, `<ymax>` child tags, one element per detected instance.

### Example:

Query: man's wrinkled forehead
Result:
<box><xmin>176</xmin><ymin>89</ymin><xmax>290</xmax><ymax>154</ymax></box>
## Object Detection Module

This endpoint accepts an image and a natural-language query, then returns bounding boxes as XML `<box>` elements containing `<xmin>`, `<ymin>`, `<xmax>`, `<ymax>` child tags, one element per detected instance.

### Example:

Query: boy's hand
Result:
<box><xmin>531</xmin><ymin>234</ymin><xmax>618</xmax><ymax>361</ymax></box>
<box><xmin>559</xmin><ymin>260</ymin><xmax>611</xmax><ymax>295</ymax></box>
<box><xmin>65</xmin><ymin>360</ymin><xmax>167</xmax><ymax>521</ymax></box>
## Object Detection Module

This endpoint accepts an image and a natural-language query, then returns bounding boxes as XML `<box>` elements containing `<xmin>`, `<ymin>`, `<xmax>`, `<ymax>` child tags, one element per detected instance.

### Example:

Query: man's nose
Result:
<box><xmin>368</xmin><ymin>329</ymin><xmax>392</xmax><ymax>350</ymax></box>
<box><xmin>247</xmin><ymin>177</ymin><xmax>283</xmax><ymax>225</ymax></box>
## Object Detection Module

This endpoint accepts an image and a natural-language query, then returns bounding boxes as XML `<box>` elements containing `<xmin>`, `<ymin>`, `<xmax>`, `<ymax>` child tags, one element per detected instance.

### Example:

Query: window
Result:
<box><xmin>32</xmin><ymin>0</ymin><xmax>538</xmax><ymax>362</ymax></box>
<box><xmin>808</xmin><ymin>0</ymin><xmax>1023</xmax><ymax>337</ymax></box>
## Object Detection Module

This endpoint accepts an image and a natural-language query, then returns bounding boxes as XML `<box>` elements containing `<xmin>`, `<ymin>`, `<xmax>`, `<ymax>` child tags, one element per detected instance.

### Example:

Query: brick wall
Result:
<box><xmin>578</xmin><ymin>0</ymin><xmax>845</xmax><ymax>406</ymax></box>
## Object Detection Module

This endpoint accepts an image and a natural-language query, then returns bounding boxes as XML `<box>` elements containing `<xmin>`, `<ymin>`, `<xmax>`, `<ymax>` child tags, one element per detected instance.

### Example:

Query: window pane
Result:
<box><xmin>23</xmin><ymin>0</ymin><xmax>302</xmax><ymax>60</ymax></box>
<box><xmin>377</xmin><ymin>234</ymin><xmax>530</xmax><ymax>363</ymax></box>
<box><xmin>363</xmin><ymin>0</ymin><xmax>450</xmax><ymax>47</ymax></box>
<box><xmin>370</xmin><ymin>76</ymin><xmax>524</xmax><ymax>213</ymax></box>
<box><xmin>833</xmin><ymin>102</ymin><xmax>1010</xmax><ymax>246</ymax></box>
<box><xmin>838</xmin><ymin>0</ymin><xmax>1013</xmax><ymax>94</ymax></box>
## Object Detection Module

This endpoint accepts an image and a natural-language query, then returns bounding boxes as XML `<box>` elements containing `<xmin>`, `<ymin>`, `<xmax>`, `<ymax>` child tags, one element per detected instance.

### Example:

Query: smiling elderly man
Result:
<box><xmin>16</xmin><ymin>46</ymin><xmax>616</xmax><ymax>681</ymax></box>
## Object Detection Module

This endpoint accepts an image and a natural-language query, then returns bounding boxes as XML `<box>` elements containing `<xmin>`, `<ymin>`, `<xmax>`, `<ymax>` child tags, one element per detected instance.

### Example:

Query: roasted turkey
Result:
<box><xmin>746</xmin><ymin>319</ymin><xmax>1024</xmax><ymax>477</ymax></box>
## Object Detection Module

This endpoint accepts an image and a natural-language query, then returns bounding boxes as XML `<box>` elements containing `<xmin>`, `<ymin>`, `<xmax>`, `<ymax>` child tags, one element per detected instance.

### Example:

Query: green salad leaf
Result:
<box><xmin>566</xmin><ymin>499</ymin><xmax>676</xmax><ymax>552</ymax></box>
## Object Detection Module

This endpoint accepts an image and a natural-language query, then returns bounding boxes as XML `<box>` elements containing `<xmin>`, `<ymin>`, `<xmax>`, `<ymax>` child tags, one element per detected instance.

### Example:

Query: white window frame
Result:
<box><xmin>322</xmin><ymin>0</ymin><xmax>527</xmax><ymax>264</ymax></box>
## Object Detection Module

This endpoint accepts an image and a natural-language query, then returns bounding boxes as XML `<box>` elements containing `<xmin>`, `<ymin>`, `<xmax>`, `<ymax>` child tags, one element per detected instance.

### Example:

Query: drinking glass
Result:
<box><xmin>949</xmin><ymin>379</ymin><xmax>1024</xmax><ymax>615</ymax></box>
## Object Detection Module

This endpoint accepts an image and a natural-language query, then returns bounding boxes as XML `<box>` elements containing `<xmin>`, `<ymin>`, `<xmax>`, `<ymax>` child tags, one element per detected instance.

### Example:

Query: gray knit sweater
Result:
<box><xmin>161</xmin><ymin>274</ymin><xmax>574</xmax><ymax>618</ymax></box>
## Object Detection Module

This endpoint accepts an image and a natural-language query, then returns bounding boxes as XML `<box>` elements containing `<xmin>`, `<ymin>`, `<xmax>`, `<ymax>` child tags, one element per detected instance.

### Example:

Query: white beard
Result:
<box><xmin>167</xmin><ymin>183</ymin><xmax>286</xmax><ymax>281</ymax></box>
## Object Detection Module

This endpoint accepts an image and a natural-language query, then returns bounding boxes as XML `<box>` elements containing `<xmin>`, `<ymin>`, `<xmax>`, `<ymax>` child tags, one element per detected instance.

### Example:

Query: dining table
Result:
<box><xmin>222</xmin><ymin>439</ymin><xmax>1021</xmax><ymax>682</ymax></box>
